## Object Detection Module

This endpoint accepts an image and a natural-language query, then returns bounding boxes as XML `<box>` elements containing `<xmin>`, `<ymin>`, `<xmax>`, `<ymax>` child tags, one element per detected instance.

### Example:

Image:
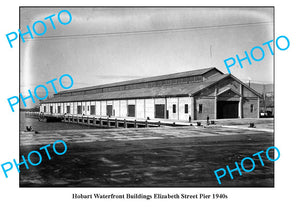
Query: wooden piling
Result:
<box><xmin>134</xmin><ymin>120</ymin><xmax>137</xmax><ymax>128</ymax></box>
<box><xmin>124</xmin><ymin>119</ymin><xmax>127</xmax><ymax>128</ymax></box>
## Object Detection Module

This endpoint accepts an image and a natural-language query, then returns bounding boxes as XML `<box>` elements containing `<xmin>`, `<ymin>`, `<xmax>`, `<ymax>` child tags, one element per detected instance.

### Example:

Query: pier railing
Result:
<box><xmin>24</xmin><ymin>112</ymin><xmax>190</xmax><ymax>128</ymax></box>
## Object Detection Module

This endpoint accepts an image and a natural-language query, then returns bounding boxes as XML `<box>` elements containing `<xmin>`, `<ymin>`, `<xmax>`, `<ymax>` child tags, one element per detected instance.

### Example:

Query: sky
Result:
<box><xmin>20</xmin><ymin>7</ymin><xmax>273</xmax><ymax>107</ymax></box>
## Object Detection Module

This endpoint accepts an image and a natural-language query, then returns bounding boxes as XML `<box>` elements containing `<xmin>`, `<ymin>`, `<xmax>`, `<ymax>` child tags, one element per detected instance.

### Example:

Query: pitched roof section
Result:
<box><xmin>228</xmin><ymin>75</ymin><xmax>262</xmax><ymax>98</ymax></box>
<box><xmin>217</xmin><ymin>88</ymin><xmax>242</xmax><ymax>97</ymax></box>
<box><xmin>42</xmin><ymin>67</ymin><xmax>262</xmax><ymax>103</ymax></box>
<box><xmin>59</xmin><ymin>67</ymin><xmax>221</xmax><ymax>94</ymax></box>
<box><xmin>190</xmin><ymin>74</ymin><xmax>229</xmax><ymax>95</ymax></box>
<box><xmin>42</xmin><ymin>74</ymin><xmax>229</xmax><ymax>103</ymax></box>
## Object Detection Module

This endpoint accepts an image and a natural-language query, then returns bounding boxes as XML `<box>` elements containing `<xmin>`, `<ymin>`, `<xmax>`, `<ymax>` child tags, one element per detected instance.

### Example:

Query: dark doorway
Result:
<box><xmin>77</xmin><ymin>106</ymin><xmax>82</xmax><ymax>114</ymax></box>
<box><xmin>107</xmin><ymin>105</ymin><xmax>113</xmax><ymax>116</ymax></box>
<box><xmin>155</xmin><ymin>104</ymin><xmax>165</xmax><ymax>118</ymax></box>
<box><xmin>217</xmin><ymin>101</ymin><xmax>239</xmax><ymax>119</ymax></box>
<box><xmin>50</xmin><ymin>106</ymin><xmax>53</xmax><ymax>114</ymax></box>
<box><xmin>90</xmin><ymin>105</ymin><xmax>96</xmax><ymax>115</ymax></box>
<box><xmin>128</xmin><ymin>105</ymin><xmax>135</xmax><ymax>117</ymax></box>
<box><xmin>66</xmin><ymin>106</ymin><xmax>70</xmax><ymax>114</ymax></box>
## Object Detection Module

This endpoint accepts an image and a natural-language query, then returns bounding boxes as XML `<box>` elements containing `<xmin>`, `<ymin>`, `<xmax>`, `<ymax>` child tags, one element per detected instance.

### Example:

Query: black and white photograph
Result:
<box><xmin>19</xmin><ymin>7</ymin><xmax>275</xmax><ymax>187</ymax></box>
<box><xmin>2</xmin><ymin>0</ymin><xmax>300</xmax><ymax>212</ymax></box>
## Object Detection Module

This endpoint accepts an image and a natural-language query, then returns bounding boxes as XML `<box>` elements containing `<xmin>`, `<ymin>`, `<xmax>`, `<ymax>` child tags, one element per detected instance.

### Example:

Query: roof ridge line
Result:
<box><xmin>58</xmin><ymin>67</ymin><xmax>219</xmax><ymax>94</ymax></box>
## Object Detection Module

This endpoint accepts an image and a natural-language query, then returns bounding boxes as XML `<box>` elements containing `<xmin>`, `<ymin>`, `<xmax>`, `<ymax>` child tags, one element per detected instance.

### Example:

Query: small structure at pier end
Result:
<box><xmin>40</xmin><ymin>67</ymin><xmax>261</xmax><ymax>121</ymax></box>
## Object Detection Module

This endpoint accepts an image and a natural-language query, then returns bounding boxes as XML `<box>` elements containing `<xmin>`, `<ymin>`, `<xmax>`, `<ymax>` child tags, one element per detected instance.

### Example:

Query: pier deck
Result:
<box><xmin>25</xmin><ymin>112</ymin><xmax>194</xmax><ymax>128</ymax></box>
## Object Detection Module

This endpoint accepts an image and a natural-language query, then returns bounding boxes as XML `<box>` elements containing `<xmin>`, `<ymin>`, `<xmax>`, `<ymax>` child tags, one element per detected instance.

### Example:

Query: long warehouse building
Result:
<box><xmin>40</xmin><ymin>67</ymin><xmax>261</xmax><ymax>121</ymax></box>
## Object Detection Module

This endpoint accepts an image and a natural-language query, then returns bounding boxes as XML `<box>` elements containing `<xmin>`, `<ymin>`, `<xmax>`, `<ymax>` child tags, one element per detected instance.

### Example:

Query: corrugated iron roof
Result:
<box><xmin>42</xmin><ymin>74</ymin><xmax>229</xmax><ymax>103</ymax></box>
<box><xmin>59</xmin><ymin>67</ymin><xmax>221</xmax><ymax>94</ymax></box>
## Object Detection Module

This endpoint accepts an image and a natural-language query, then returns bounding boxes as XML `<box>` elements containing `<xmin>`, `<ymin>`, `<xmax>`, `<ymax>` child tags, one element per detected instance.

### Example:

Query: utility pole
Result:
<box><xmin>263</xmin><ymin>84</ymin><xmax>266</xmax><ymax>113</ymax></box>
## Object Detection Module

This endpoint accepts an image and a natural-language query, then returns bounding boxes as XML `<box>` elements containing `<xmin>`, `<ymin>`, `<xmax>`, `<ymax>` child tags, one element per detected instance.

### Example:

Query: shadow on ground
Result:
<box><xmin>20</xmin><ymin>131</ymin><xmax>274</xmax><ymax>187</ymax></box>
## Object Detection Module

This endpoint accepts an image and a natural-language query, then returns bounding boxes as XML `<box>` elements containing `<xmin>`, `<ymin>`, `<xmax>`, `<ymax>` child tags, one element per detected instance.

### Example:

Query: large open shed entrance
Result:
<box><xmin>217</xmin><ymin>101</ymin><xmax>239</xmax><ymax>119</ymax></box>
<box><xmin>155</xmin><ymin>104</ymin><xmax>165</xmax><ymax>118</ymax></box>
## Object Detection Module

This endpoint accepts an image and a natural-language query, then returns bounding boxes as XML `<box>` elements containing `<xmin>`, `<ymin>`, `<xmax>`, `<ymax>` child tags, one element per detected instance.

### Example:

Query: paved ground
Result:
<box><xmin>206</xmin><ymin>118</ymin><xmax>273</xmax><ymax>125</ymax></box>
<box><xmin>20</xmin><ymin>125</ymin><xmax>274</xmax><ymax>187</ymax></box>
<box><xmin>20</xmin><ymin>125</ymin><xmax>271</xmax><ymax>145</ymax></box>
<box><xmin>213</xmin><ymin>118</ymin><xmax>274</xmax><ymax>131</ymax></box>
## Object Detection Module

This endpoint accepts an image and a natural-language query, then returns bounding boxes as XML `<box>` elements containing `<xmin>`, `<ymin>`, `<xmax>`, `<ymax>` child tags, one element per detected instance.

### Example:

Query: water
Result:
<box><xmin>20</xmin><ymin>112</ymin><xmax>98</xmax><ymax>131</ymax></box>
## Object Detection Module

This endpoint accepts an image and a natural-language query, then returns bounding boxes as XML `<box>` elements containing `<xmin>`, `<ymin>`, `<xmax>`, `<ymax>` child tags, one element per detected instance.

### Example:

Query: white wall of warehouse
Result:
<box><xmin>40</xmin><ymin>96</ymin><xmax>192</xmax><ymax>121</ymax></box>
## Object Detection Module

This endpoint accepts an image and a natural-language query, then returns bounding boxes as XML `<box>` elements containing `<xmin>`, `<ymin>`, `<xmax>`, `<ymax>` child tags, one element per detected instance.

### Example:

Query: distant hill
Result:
<box><xmin>20</xmin><ymin>107</ymin><xmax>40</xmax><ymax>112</ymax></box>
<box><xmin>248</xmin><ymin>83</ymin><xmax>274</xmax><ymax>110</ymax></box>
<box><xmin>248</xmin><ymin>83</ymin><xmax>273</xmax><ymax>95</ymax></box>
